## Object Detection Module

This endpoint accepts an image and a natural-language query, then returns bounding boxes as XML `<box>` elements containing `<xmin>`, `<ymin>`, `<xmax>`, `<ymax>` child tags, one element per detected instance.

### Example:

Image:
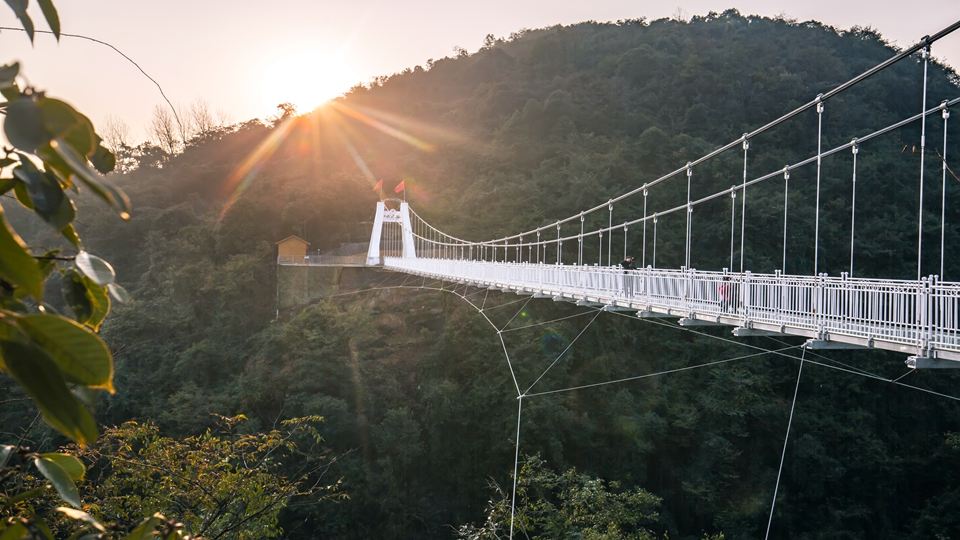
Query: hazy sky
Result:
<box><xmin>1</xmin><ymin>1</ymin><xmax>958</xmax><ymax>143</ymax></box>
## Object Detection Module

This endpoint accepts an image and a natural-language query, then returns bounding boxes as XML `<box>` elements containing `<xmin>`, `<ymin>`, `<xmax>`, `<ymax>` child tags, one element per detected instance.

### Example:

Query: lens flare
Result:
<box><xmin>334</xmin><ymin>127</ymin><xmax>376</xmax><ymax>183</ymax></box>
<box><xmin>351</xmin><ymin>104</ymin><xmax>473</xmax><ymax>147</ymax></box>
<box><xmin>218</xmin><ymin>96</ymin><xmax>460</xmax><ymax>215</ymax></box>
<box><xmin>329</xmin><ymin>101</ymin><xmax>436</xmax><ymax>152</ymax></box>
<box><xmin>219</xmin><ymin>117</ymin><xmax>297</xmax><ymax>219</ymax></box>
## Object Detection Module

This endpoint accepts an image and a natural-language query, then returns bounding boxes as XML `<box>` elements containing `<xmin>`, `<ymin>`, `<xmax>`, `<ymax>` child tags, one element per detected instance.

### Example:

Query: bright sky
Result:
<box><xmin>1</xmin><ymin>1</ymin><xmax>958</xmax><ymax>143</ymax></box>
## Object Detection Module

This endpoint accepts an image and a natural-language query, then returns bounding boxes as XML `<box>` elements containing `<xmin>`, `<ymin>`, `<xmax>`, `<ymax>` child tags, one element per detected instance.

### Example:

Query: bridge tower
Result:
<box><xmin>366</xmin><ymin>199</ymin><xmax>417</xmax><ymax>265</ymax></box>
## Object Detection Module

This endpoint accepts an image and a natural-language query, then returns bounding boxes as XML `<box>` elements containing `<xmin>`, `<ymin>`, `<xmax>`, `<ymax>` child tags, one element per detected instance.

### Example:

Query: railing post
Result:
<box><xmin>536</xmin><ymin>231</ymin><xmax>541</xmax><ymax>264</ymax></box>
<box><xmin>578</xmin><ymin>213</ymin><xmax>584</xmax><ymax>266</ymax></box>
<box><xmin>722</xmin><ymin>267</ymin><xmax>728</xmax><ymax>314</ymax></box>
<box><xmin>742</xmin><ymin>271</ymin><xmax>751</xmax><ymax>322</ymax></box>
<box><xmin>689</xmin><ymin>267</ymin><xmax>696</xmax><ymax>315</ymax></box>
<box><xmin>682</xmin><ymin>266</ymin><xmax>689</xmax><ymax>308</ymax></box>
<box><xmin>816</xmin><ymin>273</ymin><xmax>825</xmax><ymax>337</ymax></box>
<box><xmin>774</xmin><ymin>269</ymin><xmax>781</xmax><ymax>313</ymax></box>
<box><xmin>644</xmin><ymin>265</ymin><xmax>651</xmax><ymax>308</ymax></box>
<box><xmin>840</xmin><ymin>271</ymin><xmax>848</xmax><ymax>330</ymax></box>
<box><xmin>919</xmin><ymin>275</ymin><xmax>932</xmax><ymax>356</ymax></box>
<box><xmin>641</xmin><ymin>187</ymin><xmax>648</xmax><ymax>267</ymax></box>
<box><xmin>685</xmin><ymin>164</ymin><xmax>693</xmax><ymax>269</ymax></box>
<box><xmin>932</xmin><ymin>274</ymin><xmax>940</xmax><ymax>351</ymax></box>
<box><xmin>556</xmin><ymin>222</ymin><xmax>561</xmax><ymax>265</ymax></box>
<box><xmin>539</xmin><ymin>260</ymin><xmax>543</xmax><ymax>292</ymax></box>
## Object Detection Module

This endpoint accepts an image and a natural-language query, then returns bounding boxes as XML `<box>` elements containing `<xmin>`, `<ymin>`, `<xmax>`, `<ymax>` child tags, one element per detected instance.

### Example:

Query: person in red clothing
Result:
<box><xmin>718</xmin><ymin>276</ymin><xmax>733</xmax><ymax>312</ymax></box>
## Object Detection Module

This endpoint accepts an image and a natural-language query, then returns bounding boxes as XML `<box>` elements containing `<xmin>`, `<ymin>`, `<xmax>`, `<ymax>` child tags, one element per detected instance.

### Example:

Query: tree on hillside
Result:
<box><xmin>459</xmin><ymin>455</ymin><xmax>669</xmax><ymax>540</ymax></box>
<box><xmin>150</xmin><ymin>105</ymin><xmax>179</xmax><ymax>155</ymax></box>
<box><xmin>187</xmin><ymin>99</ymin><xmax>217</xmax><ymax>140</ymax></box>
<box><xmin>68</xmin><ymin>416</ymin><xmax>342</xmax><ymax>539</ymax></box>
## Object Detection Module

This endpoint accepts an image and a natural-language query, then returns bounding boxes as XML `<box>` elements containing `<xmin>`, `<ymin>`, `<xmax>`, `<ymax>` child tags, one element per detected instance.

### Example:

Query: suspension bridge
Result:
<box><xmin>280</xmin><ymin>19</ymin><xmax>960</xmax><ymax>538</ymax></box>
<box><xmin>290</xmin><ymin>19</ymin><xmax>960</xmax><ymax>370</ymax></box>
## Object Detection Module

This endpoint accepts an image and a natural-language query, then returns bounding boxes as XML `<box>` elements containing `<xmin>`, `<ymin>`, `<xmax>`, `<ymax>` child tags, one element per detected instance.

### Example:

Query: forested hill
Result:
<box><xmin>342</xmin><ymin>11</ymin><xmax>958</xmax><ymax>271</ymax></box>
<box><xmin>5</xmin><ymin>9</ymin><xmax>960</xmax><ymax>539</ymax></box>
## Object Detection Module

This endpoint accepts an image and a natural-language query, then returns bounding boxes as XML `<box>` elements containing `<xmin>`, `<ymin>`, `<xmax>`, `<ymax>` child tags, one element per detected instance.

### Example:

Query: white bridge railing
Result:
<box><xmin>278</xmin><ymin>254</ymin><xmax>367</xmax><ymax>266</ymax></box>
<box><xmin>384</xmin><ymin>257</ymin><xmax>960</xmax><ymax>361</ymax></box>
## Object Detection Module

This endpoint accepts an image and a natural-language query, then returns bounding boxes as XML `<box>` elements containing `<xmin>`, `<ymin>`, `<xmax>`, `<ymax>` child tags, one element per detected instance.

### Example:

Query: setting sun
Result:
<box><xmin>261</xmin><ymin>50</ymin><xmax>358</xmax><ymax>113</ymax></box>
<box><xmin>3</xmin><ymin>2</ymin><xmax>960</xmax><ymax>539</ymax></box>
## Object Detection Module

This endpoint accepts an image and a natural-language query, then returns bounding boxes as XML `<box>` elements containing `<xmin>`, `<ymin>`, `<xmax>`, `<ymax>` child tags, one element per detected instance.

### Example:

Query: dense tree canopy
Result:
<box><xmin>4</xmin><ymin>9</ymin><xmax>960</xmax><ymax>539</ymax></box>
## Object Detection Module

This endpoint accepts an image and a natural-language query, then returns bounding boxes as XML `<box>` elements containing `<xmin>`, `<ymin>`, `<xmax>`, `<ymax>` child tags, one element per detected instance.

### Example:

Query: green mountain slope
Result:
<box><xmin>4</xmin><ymin>9</ymin><xmax>960</xmax><ymax>539</ymax></box>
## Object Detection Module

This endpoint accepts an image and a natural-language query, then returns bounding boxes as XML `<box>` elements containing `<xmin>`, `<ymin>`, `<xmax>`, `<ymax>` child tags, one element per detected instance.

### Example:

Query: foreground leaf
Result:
<box><xmin>0</xmin><ymin>523</ymin><xmax>28</xmax><ymax>540</ymax></box>
<box><xmin>60</xmin><ymin>270</ymin><xmax>110</xmax><ymax>329</ymax></box>
<box><xmin>123</xmin><ymin>514</ymin><xmax>165</xmax><ymax>540</ymax></box>
<box><xmin>0</xmin><ymin>177</ymin><xmax>15</xmax><ymax>195</ymax></box>
<box><xmin>3</xmin><ymin>0</ymin><xmax>34</xmax><ymax>42</ymax></box>
<box><xmin>90</xmin><ymin>141</ymin><xmax>116</xmax><ymax>174</ymax></box>
<box><xmin>75</xmin><ymin>251</ymin><xmax>115</xmax><ymax>285</ymax></box>
<box><xmin>17</xmin><ymin>313</ymin><xmax>114</xmax><ymax>391</ymax></box>
<box><xmin>51</xmin><ymin>139</ymin><xmax>131</xmax><ymax>219</ymax></box>
<box><xmin>61</xmin><ymin>270</ymin><xmax>94</xmax><ymax>323</ymax></box>
<box><xmin>0</xmin><ymin>62</ymin><xmax>18</xmax><ymax>88</ymax></box>
<box><xmin>108</xmin><ymin>283</ymin><xmax>131</xmax><ymax>303</ymax></box>
<box><xmin>0</xmin><ymin>444</ymin><xmax>13</xmax><ymax>468</ymax></box>
<box><xmin>39</xmin><ymin>452</ymin><xmax>85</xmax><ymax>481</ymax></box>
<box><xmin>11</xmin><ymin>179</ymin><xmax>33</xmax><ymax>209</ymax></box>
<box><xmin>13</xmin><ymin>161</ymin><xmax>75</xmax><ymax>230</ymax></box>
<box><xmin>0</xmin><ymin>206</ymin><xmax>43</xmax><ymax>299</ymax></box>
<box><xmin>56</xmin><ymin>507</ymin><xmax>106</xmax><ymax>532</ymax></box>
<box><xmin>34</xmin><ymin>456</ymin><xmax>81</xmax><ymax>508</ymax></box>
<box><xmin>85</xmin><ymin>277</ymin><xmax>111</xmax><ymax>328</ymax></box>
<box><xmin>3</xmin><ymin>97</ymin><xmax>46</xmax><ymax>151</ymax></box>
<box><xmin>40</xmin><ymin>99</ymin><xmax>96</xmax><ymax>157</ymax></box>
<box><xmin>0</xmin><ymin>340</ymin><xmax>98</xmax><ymax>445</ymax></box>
<box><xmin>61</xmin><ymin>223</ymin><xmax>81</xmax><ymax>248</ymax></box>
<box><xmin>36</xmin><ymin>0</ymin><xmax>60</xmax><ymax>39</ymax></box>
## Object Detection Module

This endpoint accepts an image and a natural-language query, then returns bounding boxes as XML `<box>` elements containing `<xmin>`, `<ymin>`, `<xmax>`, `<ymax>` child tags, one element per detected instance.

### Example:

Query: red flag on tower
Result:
<box><xmin>394</xmin><ymin>180</ymin><xmax>406</xmax><ymax>194</ymax></box>
<box><xmin>373</xmin><ymin>179</ymin><xmax>383</xmax><ymax>192</ymax></box>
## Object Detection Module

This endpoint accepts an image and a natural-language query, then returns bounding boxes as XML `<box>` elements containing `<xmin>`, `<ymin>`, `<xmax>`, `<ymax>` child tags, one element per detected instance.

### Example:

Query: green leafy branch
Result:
<box><xmin>1</xmin><ymin>4</ymin><xmax>130</xmax><ymax>449</ymax></box>
<box><xmin>0</xmin><ymin>2</ymin><xmax>176</xmax><ymax>538</ymax></box>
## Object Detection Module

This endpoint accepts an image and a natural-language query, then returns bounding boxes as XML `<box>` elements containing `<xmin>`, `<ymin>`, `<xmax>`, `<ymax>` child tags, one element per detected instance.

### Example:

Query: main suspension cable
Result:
<box><xmin>412</xmin><ymin>21</ymin><xmax>960</xmax><ymax>250</ymax></box>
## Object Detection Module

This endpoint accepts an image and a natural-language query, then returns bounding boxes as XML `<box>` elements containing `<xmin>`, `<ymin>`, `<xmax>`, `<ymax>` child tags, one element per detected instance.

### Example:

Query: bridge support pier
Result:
<box><xmin>732</xmin><ymin>326</ymin><xmax>788</xmax><ymax>337</ymax></box>
<box><xmin>906</xmin><ymin>356</ymin><xmax>960</xmax><ymax>369</ymax></box>
<box><xmin>679</xmin><ymin>317</ymin><xmax>728</xmax><ymax>327</ymax></box>
<box><xmin>804</xmin><ymin>339</ymin><xmax>868</xmax><ymax>351</ymax></box>
<box><xmin>637</xmin><ymin>310</ymin><xmax>675</xmax><ymax>319</ymax></box>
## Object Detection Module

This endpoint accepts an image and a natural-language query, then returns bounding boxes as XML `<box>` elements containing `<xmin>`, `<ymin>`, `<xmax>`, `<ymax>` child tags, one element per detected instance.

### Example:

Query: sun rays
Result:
<box><xmin>328</xmin><ymin>101</ymin><xmax>436</xmax><ymax>152</ymax></box>
<box><xmin>219</xmin><ymin>116</ymin><xmax>298</xmax><ymax>219</ymax></box>
<box><xmin>218</xmin><ymin>100</ymin><xmax>465</xmax><ymax>219</ymax></box>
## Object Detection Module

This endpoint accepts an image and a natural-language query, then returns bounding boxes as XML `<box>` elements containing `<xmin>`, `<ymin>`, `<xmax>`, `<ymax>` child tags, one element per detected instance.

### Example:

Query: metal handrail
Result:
<box><xmin>383</xmin><ymin>257</ymin><xmax>960</xmax><ymax>356</ymax></box>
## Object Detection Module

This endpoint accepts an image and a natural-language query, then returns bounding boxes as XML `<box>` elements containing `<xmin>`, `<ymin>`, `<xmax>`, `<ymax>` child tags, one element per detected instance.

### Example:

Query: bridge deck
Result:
<box><xmin>383</xmin><ymin>257</ymin><xmax>960</xmax><ymax>364</ymax></box>
<box><xmin>278</xmin><ymin>255</ymin><xmax>367</xmax><ymax>267</ymax></box>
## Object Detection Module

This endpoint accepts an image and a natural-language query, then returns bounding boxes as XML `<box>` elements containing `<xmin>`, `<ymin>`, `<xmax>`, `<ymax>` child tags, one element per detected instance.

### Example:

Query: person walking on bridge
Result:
<box><xmin>718</xmin><ymin>275</ymin><xmax>734</xmax><ymax>312</ymax></box>
<box><xmin>619</xmin><ymin>255</ymin><xmax>636</xmax><ymax>298</ymax></box>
